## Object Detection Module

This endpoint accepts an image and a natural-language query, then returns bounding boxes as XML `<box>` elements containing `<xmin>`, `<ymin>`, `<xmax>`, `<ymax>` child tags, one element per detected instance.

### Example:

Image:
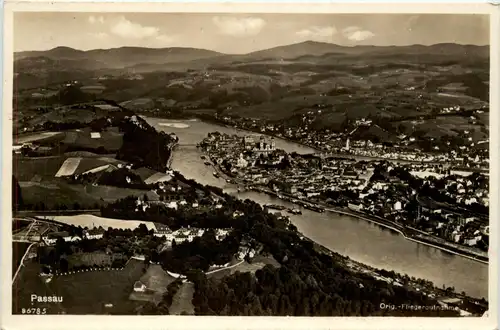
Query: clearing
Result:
<box><xmin>129</xmin><ymin>264</ymin><xmax>176</xmax><ymax>304</ymax></box>
<box><xmin>46</xmin><ymin>259</ymin><xmax>146</xmax><ymax>314</ymax></box>
<box><xmin>55</xmin><ymin>158</ymin><xmax>82</xmax><ymax>177</ymax></box>
<box><xmin>207</xmin><ymin>255</ymin><xmax>280</xmax><ymax>280</ymax></box>
<box><xmin>12</xmin><ymin>261</ymin><xmax>66</xmax><ymax>314</ymax></box>
<box><xmin>15</xmin><ymin>156</ymin><xmax>67</xmax><ymax>181</ymax></box>
<box><xmin>14</xmin><ymin>132</ymin><xmax>63</xmax><ymax>145</ymax></box>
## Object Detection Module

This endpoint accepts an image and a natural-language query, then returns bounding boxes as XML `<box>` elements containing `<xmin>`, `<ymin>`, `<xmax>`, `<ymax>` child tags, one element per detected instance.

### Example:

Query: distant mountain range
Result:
<box><xmin>14</xmin><ymin>41</ymin><xmax>489</xmax><ymax>74</ymax></box>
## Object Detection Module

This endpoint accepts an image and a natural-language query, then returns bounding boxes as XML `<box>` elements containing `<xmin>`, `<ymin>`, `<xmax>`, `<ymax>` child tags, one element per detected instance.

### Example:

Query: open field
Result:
<box><xmin>168</xmin><ymin>282</ymin><xmax>195</xmax><ymax>315</ymax></box>
<box><xmin>129</xmin><ymin>264</ymin><xmax>176</xmax><ymax>304</ymax></box>
<box><xmin>15</xmin><ymin>154</ymin><xmax>127</xmax><ymax>181</ymax></box>
<box><xmin>15</xmin><ymin>156</ymin><xmax>67</xmax><ymax>181</ymax></box>
<box><xmin>12</xmin><ymin>261</ymin><xmax>66</xmax><ymax>314</ymax></box>
<box><xmin>19</xmin><ymin>181</ymin><xmax>102</xmax><ymax>209</ymax></box>
<box><xmin>207</xmin><ymin>255</ymin><xmax>280</xmax><ymax>280</ymax></box>
<box><xmin>14</xmin><ymin>132</ymin><xmax>63</xmax><ymax>144</ymax></box>
<box><xmin>51</xmin><ymin>214</ymin><xmax>157</xmax><ymax>231</ymax></box>
<box><xmin>46</xmin><ymin>259</ymin><xmax>146</xmax><ymax>314</ymax></box>
<box><xmin>73</xmin><ymin>157</ymin><xmax>121</xmax><ymax>175</ymax></box>
<box><xmin>67</xmin><ymin>184</ymin><xmax>159</xmax><ymax>202</ymax></box>
<box><xmin>144</xmin><ymin>172</ymin><xmax>173</xmax><ymax>184</ymax></box>
<box><xmin>19</xmin><ymin>179</ymin><xmax>157</xmax><ymax>209</ymax></box>
<box><xmin>55</xmin><ymin>157</ymin><xmax>82</xmax><ymax>177</ymax></box>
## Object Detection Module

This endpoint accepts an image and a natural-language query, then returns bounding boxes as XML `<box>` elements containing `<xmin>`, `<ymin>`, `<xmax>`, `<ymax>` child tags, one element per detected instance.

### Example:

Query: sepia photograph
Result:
<box><xmin>2</xmin><ymin>2</ymin><xmax>498</xmax><ymax>329</ymax></box>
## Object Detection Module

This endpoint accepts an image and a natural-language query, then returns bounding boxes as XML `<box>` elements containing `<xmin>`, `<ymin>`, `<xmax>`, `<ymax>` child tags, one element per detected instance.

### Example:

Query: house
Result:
<box><xmin>43</xmin><ymin>231</ymin><xmax>81</xmax><ymax>245</ymax></box>
<box><xmin>133</xmin><ymin>281</ymin><xmax>147</xmax><ymax>292</ymax></box>
<box><xmin>393</xmin><ymin>201</ymin><xmax>402</xmax><ymax>211</ymax></box>
<box><xmin>85</xmin><ymin>227</ymin><xmax>105</xmax><ymax>240</ymax></box>
<box><xmin>154</xmin><ymin>223</ymin><xmax>173</xmax><ymax>239</ymax></box>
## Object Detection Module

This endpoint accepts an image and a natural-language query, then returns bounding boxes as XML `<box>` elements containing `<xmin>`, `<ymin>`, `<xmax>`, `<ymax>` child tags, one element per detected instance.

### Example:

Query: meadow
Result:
<box><xmin>46</xmin><ymin>259</ymin><xmax>146</xmax><ymax>314</ymax></box>
<box><xmin>129</xmin><ymin>264</ymin><xmax>176</xmax><ymax>304</ymax></box>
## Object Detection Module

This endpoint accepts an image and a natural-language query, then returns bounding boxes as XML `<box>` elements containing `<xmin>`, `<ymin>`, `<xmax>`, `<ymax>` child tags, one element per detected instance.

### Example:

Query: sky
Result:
<box><xmin>14</xmin><ymin>13</ymin><xmax>490</xmax><ymax>54</ymax></box>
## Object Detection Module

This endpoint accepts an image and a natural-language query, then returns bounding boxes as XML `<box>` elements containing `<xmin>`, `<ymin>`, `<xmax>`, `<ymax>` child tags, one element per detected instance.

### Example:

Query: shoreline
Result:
<box><xmin>250</xmin><ymin>186</ymin><xmax>489</xmax><ymax>265</ymax></box>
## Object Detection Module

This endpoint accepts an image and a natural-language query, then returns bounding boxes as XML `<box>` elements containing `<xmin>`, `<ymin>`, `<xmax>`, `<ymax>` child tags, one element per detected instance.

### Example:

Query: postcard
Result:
<box><xmin>1</xmin><ymin>2</ymin><xmax>498</xmax><ymax>330</ymax></box>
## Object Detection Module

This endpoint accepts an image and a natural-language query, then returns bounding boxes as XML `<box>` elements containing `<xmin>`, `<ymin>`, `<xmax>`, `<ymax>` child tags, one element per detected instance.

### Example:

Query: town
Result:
<box><xmin>210</xmin><ymin>111</ymin><xmax>489</xmax><ymax>170</ymax></box>
<box><xmin>200</xmin><ymin>132</ymin><xmax>489</xmax><ymax>260</ymax></box>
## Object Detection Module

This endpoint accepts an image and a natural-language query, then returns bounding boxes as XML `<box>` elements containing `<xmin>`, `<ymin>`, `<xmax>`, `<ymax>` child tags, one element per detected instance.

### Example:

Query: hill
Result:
<box><xmin>15</xmin><ymin>46</ymin><xmax>223</xmax><ymax>69</ymax></box>
<box><xmin>14</xmin><ymin>42</ymin><xmax>489</xmax><ymax>72</ymax></box>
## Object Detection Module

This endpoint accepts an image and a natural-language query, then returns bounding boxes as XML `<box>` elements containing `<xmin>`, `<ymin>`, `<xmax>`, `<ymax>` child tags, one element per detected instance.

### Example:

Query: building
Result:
<box><xmin>67</xmin><ymin>252</ymin><xmax>126</xmax><ymax>268</ymax></box>
<box><xmin>243</xmin><ymin>136</ymin><xmax>255</xmax><ymax>150</ymax></box>
<box><xmin>85</xmin><ymin>227</ymin><xmax>105</xmax><ymax>240</ymax></box>
<box><xmin>236</xmin><ymin>154</ymin><xmax>249</xmax><ymax>168</ymax></box>
<box><xmin>133</xmin><ymin>281</ymin><xmax>147</xmax><ymax>292</ymax></box>
<box><xmin>154</xmin><ymin>223</ymin><xmax>174</xmax><ymax>240</ymax></box>
<box><xmin>42</xmin><ymin>231</ymin><xmax>81</xmax><ymax>245</ymax></box>
<box><xmin>254</xmin><ymin>136</ymin><xmax>276</xmax><ymax>154</ymax></box>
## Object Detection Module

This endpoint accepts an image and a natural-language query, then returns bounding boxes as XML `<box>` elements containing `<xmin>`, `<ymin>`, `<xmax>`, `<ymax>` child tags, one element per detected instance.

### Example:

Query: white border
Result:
<box><xmin>1</xmin><ymin>3</ymin><xmax>499</xmax><ymax>330</ymax></box>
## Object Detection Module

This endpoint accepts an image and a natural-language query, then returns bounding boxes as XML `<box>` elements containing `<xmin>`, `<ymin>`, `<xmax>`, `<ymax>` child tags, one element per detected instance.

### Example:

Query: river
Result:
<box><xmin>143</xmin><ymin>116</ymin><xmax>488</xmax><ymax>300</ymax></box>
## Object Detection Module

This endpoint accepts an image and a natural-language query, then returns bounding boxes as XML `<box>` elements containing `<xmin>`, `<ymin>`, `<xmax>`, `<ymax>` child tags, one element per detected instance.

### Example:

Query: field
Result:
<box><xmin>207</xmin><ymin>255</ymin><xmax>280</xmax><ymax>280</ymax></box>
<box><xmin>73</xmin><ymin>157</ymin><xmax>123</xmax><ymax>175</ymax></box>
<box><xmin>19</xmin><ymin>181</ymin><xmax>102</xmax><ymax>209</ymax></box>
<box><xmin>144</xmin><ymin>172</ymin><xmax>173</xmax><ymax>184</ymax></box>
<box><xmin>54</xmin><ymin>157</ymin><xmax>82</xmax><ymax>177</ymax></box>
<box><xmin>19</xmin><ymin>179</ymin><xmax>157</xmax><ymax>209</ymax></box>
<box><xmin>15</xmin><ymin>155</ymin><xmax>67</xmax><ymax>181</ymax></box>
<box><xmin>168</xmin><ymin>282</ymin><xmax>195</xmax><ymax>315</ymax></box>
<box><xmin>14</xmin><ymin>132</ymin><xmax>63</xmax><ymax>145</ymax></box>
<box><xmin>60</xmin><ymin>128</ymin><xmax>123</xmax><ymax>151</ymax></box>
<box><xmin>129</xmin><ymin>264</ymin><xmax>176</xmax><ymax>304</ymax></box>
<box><xmin>51</xmin><ymin>214</ymin><xmax>157</xmax><ymax>231</ymax></box>
<box><xmin>69</xmin><ymin>184</ymin><xmax>159</xmax><ymax>202</ymax></box>
<box><xmin>12</xmin><ymin>261</ymin><xmax>66</xmax><ymax>314</ymax></box>
<box><xmin>45</xmin><ymin>259</ymin><xmax>146</xmax><ymax>314</ymax></box>
<box><xmin>15</xmin><ymin>153</ymin><xmax>157</xmax><ymax>208</ymax></box>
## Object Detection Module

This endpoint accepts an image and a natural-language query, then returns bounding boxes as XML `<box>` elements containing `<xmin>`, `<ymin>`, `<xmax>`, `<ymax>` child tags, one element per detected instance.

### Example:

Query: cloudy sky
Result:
<box><xmin>14</xmin><ymin>13</ymin><xmax>490</xmax><ymax>53</ymax></box>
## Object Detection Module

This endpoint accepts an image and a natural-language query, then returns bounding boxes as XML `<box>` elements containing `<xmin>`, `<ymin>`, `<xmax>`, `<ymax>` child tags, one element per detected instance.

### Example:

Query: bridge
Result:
<box><xmin>178</xmin><ymin>143</ymin><xmax>199</xmax><ymax>147</ymax></box>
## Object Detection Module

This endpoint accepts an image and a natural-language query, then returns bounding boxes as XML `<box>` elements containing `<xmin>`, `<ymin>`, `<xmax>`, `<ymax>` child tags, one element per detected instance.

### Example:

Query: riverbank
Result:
<box><xmin>250</xmin><ymin>185</ymin><xmax>488</xmax><ymax>265</ymax></box>
<box><xmin>167</xmin><ymin>142</ymin><xmax>178</xmax><ymax>168</ymax></box>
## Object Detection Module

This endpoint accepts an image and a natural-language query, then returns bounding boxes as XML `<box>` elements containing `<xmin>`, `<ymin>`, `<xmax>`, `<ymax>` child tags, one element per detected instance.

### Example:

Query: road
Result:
<box><xmin>12</xmin><ymin>242</ymin><xmax>37</xmax><ymax>282</ymax></box>
<box><xmin>205</xmin><ymin>260</ymin><xmax>245</xmax><ymax>275</ymax></box>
